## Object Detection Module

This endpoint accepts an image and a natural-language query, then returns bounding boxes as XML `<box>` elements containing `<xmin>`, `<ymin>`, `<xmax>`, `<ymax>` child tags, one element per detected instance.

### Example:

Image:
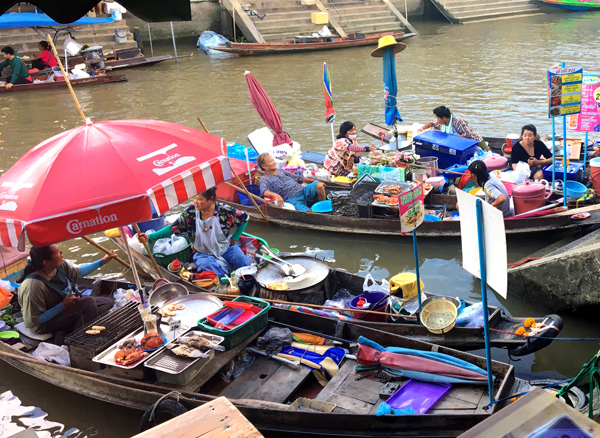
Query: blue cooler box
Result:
<box><xmin>413</xmin><ymin>131</ymin><xmax>479</xmax><ymax>170</ymax></box>
<box><xmin>542</xmin><ymin>161</ymin><xmax>584</xmax><ymax>182</ymax></box>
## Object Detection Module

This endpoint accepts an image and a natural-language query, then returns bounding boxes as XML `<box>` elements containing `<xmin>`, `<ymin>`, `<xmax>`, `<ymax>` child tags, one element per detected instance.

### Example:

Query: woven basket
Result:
<box><xmin>421</xmin><ymin>297</ymin><xmax>457</xmax><ymax>334</ymax></box>
<box><xmin>150</xmin><ymin>235</ymin><xmax>193</xmax><ymax>268</ymax></box>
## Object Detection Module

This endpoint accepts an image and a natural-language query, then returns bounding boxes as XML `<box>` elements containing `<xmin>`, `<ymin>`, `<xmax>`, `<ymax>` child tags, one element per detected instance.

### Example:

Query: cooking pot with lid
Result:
<box><xmin>512</xmin><ymin>181</ymin><xmax>552</xmax><ymax>215</ymax></box>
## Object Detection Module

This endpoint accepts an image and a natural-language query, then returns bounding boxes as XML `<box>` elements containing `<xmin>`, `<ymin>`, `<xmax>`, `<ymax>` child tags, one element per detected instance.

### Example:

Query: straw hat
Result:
<box><xmin>370</xmin><ymin>35</ymin><xmax>407</xmax><ymax>58</ymax></box>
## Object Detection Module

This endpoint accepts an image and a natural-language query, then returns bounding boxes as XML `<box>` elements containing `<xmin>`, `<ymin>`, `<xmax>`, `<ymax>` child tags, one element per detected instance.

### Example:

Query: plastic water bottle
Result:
<box><xmin>296</xmin><ymin>167</ymin><xmax>302</xmax><ymax>177</ymax></box>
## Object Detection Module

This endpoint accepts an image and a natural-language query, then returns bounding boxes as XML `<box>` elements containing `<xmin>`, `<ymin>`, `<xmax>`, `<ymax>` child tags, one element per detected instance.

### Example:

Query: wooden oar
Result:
<box><xmin>196</xmin><ymin>116</ymin><xmax>268</xmax><ymax>221</ymax></box>
<box><xmin>224</xmin><ymin>181</ymin><xmax>270</xmax><ymax>204</ymax></box>
<box><xmin>81</xmin><ymin>235</ymin><xmax>131</xmax><ymax>269</ymax></box>
<box><xmin>132</xmin><ymin>223</ymin><xmax>164</xmax><ymax>279</ymax></box>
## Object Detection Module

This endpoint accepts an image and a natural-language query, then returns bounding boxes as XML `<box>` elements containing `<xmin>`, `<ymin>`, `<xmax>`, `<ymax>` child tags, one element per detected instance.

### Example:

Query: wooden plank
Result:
<box><xmin>381</xmin><ymin>0</ymin><xmax>418</xmax><ymax>34</ymax></box>
<box><xmin>251</xmin><ymin>360</ymin><xmax>312</xmax><ymax>403</ymax></box>
<box><xmin>314</xmin><ymin>359</ymin><xmax>354</xmax><ymax>401</ymax></box>
<box><xmin>442</xmin><ymin>386</ymin><xmax>485</xmax><ymax>407</ymax></box>
<box><xmin>335</xmin><ymin>373</ymin><xmax>382</xmax><ymax>405</ymax></box>
<box><xmin>220</xmin><ymin>356</ymin><xmax>282</xmax><ymax>400</ymax></box>
<box><xmin>131</xmin><ymin>396</ymin><xmax>263</xmax><ymax>438</ymax></box>
<box><xmin>325</xmin><ymin>392</ymin><xmax>374</xmax><ymax>414</ymax></box>
<box><xmin>313</xmin><ymin>0</ymin><xmax>347</xmax><ymax>38</ymax></box>
<box><xmin>174</xmin><ymin>332</ymin><xmax>261</xmax><ymax>393</ymax></box>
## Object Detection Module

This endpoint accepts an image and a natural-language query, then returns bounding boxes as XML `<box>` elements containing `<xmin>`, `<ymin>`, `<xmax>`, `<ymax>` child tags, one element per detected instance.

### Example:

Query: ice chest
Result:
<box><xmin>413</xmin><ymin>131</ymin><xmax>478</xmax><ymax>170</ymax></box>
<box><xmin>542</xmin><ymin>161</ymin><xmax>584</xmax><ymax>182</ymax></box>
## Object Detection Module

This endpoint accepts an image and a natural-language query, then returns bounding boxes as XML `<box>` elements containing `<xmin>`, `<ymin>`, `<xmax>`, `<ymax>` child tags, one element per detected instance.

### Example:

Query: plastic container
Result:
<box><xmin>590</xmin><ymin>157</ymin><xmax>600</xmax><ymax>194</ymax></box>
<box><xmin>115</xmin><ymin>28</ymin><xmax>127</xmax><ymax>44</ymax></box>
<box><xmin>505</xmin><ymin>134</ymin><xmax>520</xmax><ymax>154</ymax></box>
<box><xmin>511</xmin><ymin>181</ymin><xmax>551</xmax><ymax>215</ymax></box>
<box><xmin>386</xmin><ymin>379</ymin><xmax>452</xmax><ymax>414</ymax></box>
<box><xmin>564</xmin><ymin>180</ymin><xmax>587</xmax><ymax>199</ymax></box>
<box><xmin>150</xmin><ymin>235</ymin><xmax>193</xmax><ymax>268</ymax></box>
<box><xmin>425</xmin><ymin>176</ymin><xmax>445</xmax><ymax>188</ymax></box>
<box><xmin>237</xmin><ymin>184</ymin><xmax>261</xmax><ymax>206</ymax></box>
<box><xmin>416</xmin><ymin>156</ymin><xmax>438</xmax><ymax>178</ymax></box>
<box><xmin>482</xmin><ymin>155</ymin><xmax>508</xmax><ymax>171</ymax></box>
<box><xmin>136</xmin><ymin>215</ymin><xmax>166</xmax><ymax>233</ymax></box>
<box><xmin>311</xmin><ymin>200</ymin><xmax>332</xmax><ymax>214</ymax></box>
<box><xmin>413</xmin><ymin>131</ymin><xmax>479</xmax><ymax>170</ymax></box>
<box><xmin>542</xmin><ymin>161</ymin><xmax>585</xmax><ymax>183</ymax></box>
<box><xmin>349</xmin><ymin>292</ymin><xmax>388</xmax><ymax>322</ymax></box>
<box><xmin>424</xmin><ymin>214</ymin><xmax>440</xmax><ymax>222</ymax></box>
<box><xmin>197</xmin><ymin>296</ymin><xmax>270</xmax><ymax>349</ymax></box>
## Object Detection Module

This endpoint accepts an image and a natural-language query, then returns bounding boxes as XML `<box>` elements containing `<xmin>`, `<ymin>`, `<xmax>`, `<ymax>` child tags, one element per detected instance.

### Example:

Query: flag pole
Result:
<box><xmin>330</xmin><ymin>122</ymin><xmax>335</xmax><ymax>147</ymax></box>
<box><xmin>475</xmin><ymin>198</ymin><xmax>494</xmax><ymax>404</ymax></box>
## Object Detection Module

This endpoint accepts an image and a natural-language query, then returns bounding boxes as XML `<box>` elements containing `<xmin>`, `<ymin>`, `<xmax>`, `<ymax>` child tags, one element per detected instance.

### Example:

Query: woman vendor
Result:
<box><xmin>324</xmin><ymin>121</ymin><xmax>374</xmax><ymax>177</ymax></box>
<box><xmin>138</xmin><ymin>187</ymin><xmax>250</xmax><ymax>278</ymax></box>
<box><xmin>31</xmin><ymin>41</ymin><xmax>57</xmax><ymax>70</ymax></box>
<box><xmin>468</xmin><ymin>160</ymin><xmax>513</xmax><ymax>217</ymax></box>
<box><xmin>17</xmin><ymin>245</ymin><xmax>117</xmax><ymax>341</ymax></box>
<box><xmin>510</xmin><ymin>124</ymin><xmax>553</xmax><ymax>180</ymax></box>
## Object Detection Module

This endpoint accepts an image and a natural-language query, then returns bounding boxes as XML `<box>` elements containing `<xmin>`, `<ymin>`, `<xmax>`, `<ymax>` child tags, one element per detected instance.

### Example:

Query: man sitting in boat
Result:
<box><xmin>420</xmin><ymin>106</ymin><xmax>487</xmax><ymax>150</ymax></box>
<box><xmin>0</xmin><ymin>46</ymin><xmax>32</xmax><ymax>89</ymax></box>
<box><xmin>467</xmin><ymin>160</ymin><xmax>513</xmax><ymax>217</ymax></box>
<box><xmin>18</xmin><ymin>245</ymin><xmax>117</xmax><ymax>341</ymax></box>
<box><xmin>31</xmin><ymin>41</ymin><xmax>57</xmax><ymax>71</ymax></box>
<box><xmin>256</xmin><ymin>153</ymin><xmax>326</xmax><ymax>211</ymax></box>
<box><xmin>137</xmin><ymin>187</ymin><xmax>250</xmax><ymax>278</ymax></box>
<box><xmin>324</xmin><ymin>121</ymin><xmax>374</xmax><ymax>177</ymax></box>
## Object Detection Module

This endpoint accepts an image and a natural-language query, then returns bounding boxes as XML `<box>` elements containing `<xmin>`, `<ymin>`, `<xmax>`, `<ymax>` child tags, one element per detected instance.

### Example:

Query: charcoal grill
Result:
<box><xmin>65</xmin><ymin>302</ymin><xmax>157</xmax><ymax>370</ymax></box>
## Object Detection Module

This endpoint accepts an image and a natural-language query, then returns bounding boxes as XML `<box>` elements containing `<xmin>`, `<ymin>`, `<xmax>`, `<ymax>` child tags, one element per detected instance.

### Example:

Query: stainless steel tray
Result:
<box><xmin>144</xmin><ymin>330</ymin><xmax>224</xmax><ymax>385</ymax></box>
<box><xmin>92</xmin><ymin>323</ymin><xmax>175</xmax><ymax>370</ymax></box>
<box><xmin>374</xmin><ymin>181</ymin><xmax>411</xmax><ymax>195</ymax></box>
<box><xmin>159</xmin><ymin>294</ymin><xmax>223</xmax><ymax>329</ymax></box>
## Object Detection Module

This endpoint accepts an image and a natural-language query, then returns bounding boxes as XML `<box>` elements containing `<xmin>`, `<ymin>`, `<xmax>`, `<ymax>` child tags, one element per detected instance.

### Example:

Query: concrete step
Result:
<box><xmin>338</xmin><ymin>15</ymin><xmax>400</xmax><ymax>27</ymax></box>
<box><xmin>455</xmin><ymin>6</ymin><xmax>540</xmax><ymax>21</ymax></box>
<box><xmin>443</xmin><ymin>0</ymin><xmax>537</xmax><ymax>13</ymax></box>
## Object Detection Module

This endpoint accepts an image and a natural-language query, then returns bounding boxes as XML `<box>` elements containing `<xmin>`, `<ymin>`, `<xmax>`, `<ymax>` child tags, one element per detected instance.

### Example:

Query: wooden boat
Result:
<box><xmin>0</xmin><ymin>278</ymin><xmax>522</xmax><ymax>437</ymax></box>
<box><xmin>538</xmin><ymin>0</ymin><xmax>600</xmax><ymax>10</ymax></box>
<box><xmin>207</xmin><ymin>31</ymin><xmax>416</xmax><ymax>56</ymax></box>
<box><xmin>105</xmin><ymin>55</ymin><xmax>173</xmax><ymax>71</ymax></box>
<box><xmin>0</xmin><ymin>74</ymin><xmax>127</xmax><ymax>93</ymax></box>
<box><xmin>109</xmin><ymin>235</ymin><xmax>562</xmax><ymax>356</ymax></box>
<box><xmin>0</xmin><ymin>245</ymin><xmax>28</xmax><ymax>282</ymax></box>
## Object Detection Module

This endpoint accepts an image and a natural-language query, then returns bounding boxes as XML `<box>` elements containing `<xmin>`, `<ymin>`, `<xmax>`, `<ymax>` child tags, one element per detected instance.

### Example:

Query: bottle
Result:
<box><xmin>297</xmin><ymin>167</ymin><xmax>302</xmax><ymax>177</ymax></box>
<box><xmin>227</xmin><ymin>276</ymin><xmax>240</xmax><ymax>296</ymax></box>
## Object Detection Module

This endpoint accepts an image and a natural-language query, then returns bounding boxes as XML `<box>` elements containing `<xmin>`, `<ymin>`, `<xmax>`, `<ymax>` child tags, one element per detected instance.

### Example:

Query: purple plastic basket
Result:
<box><xmin>386</xmin><ymin>379</ymin><xmax>452</xmax><ymax>414</ymax></box>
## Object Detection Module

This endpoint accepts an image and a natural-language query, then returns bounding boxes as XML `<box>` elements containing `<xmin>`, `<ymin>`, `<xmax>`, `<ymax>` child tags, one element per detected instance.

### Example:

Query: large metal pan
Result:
<box><xmin>256</xmin><ymin>255</ymin><xmax>330</xmax><ymax>292</ymax></box>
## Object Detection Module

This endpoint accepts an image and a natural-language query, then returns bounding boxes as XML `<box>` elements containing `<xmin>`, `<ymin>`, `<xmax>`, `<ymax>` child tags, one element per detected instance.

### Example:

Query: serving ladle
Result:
<box><xmin>255</xmin><ymin>253</ymin><xmax>294</xmax><ymax>277</ymax></box>
<box><xmin>261</xmin><ymin>247</ymin><xmax>307</xmax><ymax>276</ymax></box>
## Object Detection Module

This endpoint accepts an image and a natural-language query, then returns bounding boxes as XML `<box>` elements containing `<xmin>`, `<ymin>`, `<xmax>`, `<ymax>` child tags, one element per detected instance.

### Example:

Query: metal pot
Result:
<box><xmin>149</xmin><ymin>282</ymin><xmax>189</xmax><ymax>307</ymax></box>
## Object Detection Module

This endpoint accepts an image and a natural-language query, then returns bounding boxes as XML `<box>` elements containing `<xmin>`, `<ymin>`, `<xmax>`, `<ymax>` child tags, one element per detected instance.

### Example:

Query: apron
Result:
<box><xmin>440</xmin><ymin>115</ymin><xmax>455</xmax><ymax>135</ymax></box>
<box><xmin>27</xmin><ymin>268</ymin><xmax>74</xmax><ymax>297</ymax></box>
<box><xmin>195</xmin><ymin>211</ymin><xmax>230</xmax><ymax>273</ymax></box>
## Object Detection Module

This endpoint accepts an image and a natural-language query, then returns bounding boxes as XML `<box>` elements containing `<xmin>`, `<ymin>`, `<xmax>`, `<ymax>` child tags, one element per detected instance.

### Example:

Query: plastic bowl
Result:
<box><xmin>564</xmin><ymin>180</ymin><xmax>587</xmax><ymax>199</ymax></box>
<box><xmin>311</xmin><ymin>200</ymin><xmax>332</xmax><ymax>214</ymax></box>
<box><xmin>424</xmin><ymin>214</ymin><xmax>440</xmax><ymax>222</ymax></box>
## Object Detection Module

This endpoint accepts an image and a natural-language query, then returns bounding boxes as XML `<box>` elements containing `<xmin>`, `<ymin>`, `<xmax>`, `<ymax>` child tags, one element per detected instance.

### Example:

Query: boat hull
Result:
<box><xmin>538</xmin><ymin>0</ymin><xmax>600</xmax><ymax>10</ymax></box>
<box><xmin>0</xmin><ymin>75</ymin><xmax>127</xmax><ymax>93</ymax></box>
<box><xmin>105</xmin><ymin>55</ymin><xmax>172</xmax><ymax>71</ymax></box>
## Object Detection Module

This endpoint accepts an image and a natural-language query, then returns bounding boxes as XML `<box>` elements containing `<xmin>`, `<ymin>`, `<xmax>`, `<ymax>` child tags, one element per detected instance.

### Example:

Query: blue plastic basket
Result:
<box><xmin>237</xmin><ymin>184</ymin><xmax>260</xmax><ymax>206</ymax></box>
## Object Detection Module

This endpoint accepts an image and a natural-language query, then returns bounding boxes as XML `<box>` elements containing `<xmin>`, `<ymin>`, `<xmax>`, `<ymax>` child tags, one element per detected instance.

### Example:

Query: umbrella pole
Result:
<box><xmin>147</xmin><ymin>23</ymin><xmax>154</xmax><ymax>57</ymax></box>
<box><xmin>118</xmin><ymin>226</ymin><xmax>144</xmax><ymax>293</ymax></box>
<box><xmin>132</xmin><ymin>223</ymin><xmax>164</xmax><ymax>279</ymax></box>
<box><xmin>170</xmin><ymin>22</ymin><xmax>178</xmax><ymax>62</ymax></box>
<box><xmin>330</xmin><ymin>122</ymin><xmax>335</xmax><ymax>147</ymax></box>
<box><xmin>81</xmin><ymin>235</ymin><xmax>131</xmax><ymax>269</ymax></box>
<box><xmin>196</xmin><ymin>116</ymin><xmax>269</xmax><ymax>221</ymax></box>
<box><xmin>46</xmin><ymin>35</ymin><xmax>86</xmax><ymax>124</ymax></box>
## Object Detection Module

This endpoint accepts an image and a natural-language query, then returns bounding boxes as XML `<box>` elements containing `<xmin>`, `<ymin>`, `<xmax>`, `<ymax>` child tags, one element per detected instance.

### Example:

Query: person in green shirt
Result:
<box><xmin>1</xmin><ymin>46</ymin><xmax>32</xmax><ymax>89</ymax></box>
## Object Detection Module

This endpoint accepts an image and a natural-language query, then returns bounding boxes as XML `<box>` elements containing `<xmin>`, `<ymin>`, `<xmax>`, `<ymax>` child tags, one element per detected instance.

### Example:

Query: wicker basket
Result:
<box><xmin>197</xmin><ymin>296</ymin><xmax>270</xmax><ymax>349</ymax></box>
<box><xmin>421</xmin><ymin>297</ymin><xmax>457</xmax><ymax>334</ymax></box>
<box><xmin>150</xmin><ymin>235</ymin><xmax>193</xmax><ymax>268</ymax></box>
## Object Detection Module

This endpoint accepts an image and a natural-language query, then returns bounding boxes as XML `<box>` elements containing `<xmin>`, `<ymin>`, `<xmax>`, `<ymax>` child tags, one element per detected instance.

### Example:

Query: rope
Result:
<box><xmin>554</xmin><ymin>350</ymin><xmax>600</xmax><ymax>418</ymax></box>
<box><xmin>483</xmin><ymin>378</ymin><xmax>574</xmax><ymax>411</ymax></box>
<box><xmin>507</xmin><ymin>257</ymin><xmax>540</xmax><ymax>268</ymax></box>
<box><xmin>148</xmin><ymin>391</ymin><xmax>182</xmax><ymax>422</ymax></box>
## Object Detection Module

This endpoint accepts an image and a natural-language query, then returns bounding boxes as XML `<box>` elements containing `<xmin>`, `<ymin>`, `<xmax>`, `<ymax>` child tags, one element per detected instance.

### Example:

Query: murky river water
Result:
<box><xmin>1</xmin><ymin>10</ymin><xmax>600</xmax><ymax>437</ymax></box>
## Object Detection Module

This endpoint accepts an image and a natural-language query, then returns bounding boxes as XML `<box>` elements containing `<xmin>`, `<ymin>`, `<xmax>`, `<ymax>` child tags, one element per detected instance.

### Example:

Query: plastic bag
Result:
<box><xmin>328</xmin><ymin>191</ymin><xmax>359</xmax><ymax>217</ymax></box>
<box><xmin>170</xmin><ymin>235</ymin><xmax>188</xmax><ymax>254</ymax></box>
<box><xmin>221</xmin><ymin>351</ymin><xmax>255</xmax><ymax>383</ymax></box>
<box><xmin>455</xmin><ymin>302</ymin><xmax>487</xmax><ymax>328</ymax></box>
<box><xmin>128</xmin><ymin>234</ymin><xmax>147</xmax><ymax>255</ymax></box>
<box><xmin>0</xmin><ymin>280</ymin><xmax>15</xmax><ymax>293</ymax></box>
<box><xmin>113</xmin><ymin>288</ymin><xmax>141</xmax><ymax>308</ymax></box>
<box><xmin>32</xmin><ymin>342</ymin><xmax>70</xmax><ymax>366</ymax></box>
<box><xmin>323</xmin><ymin>288</ymin><xmax>354</xmax><ymax>309</ymax></box>
<box><xmin>501</xmin><ymin>161</ymin><xmax>530</xmax><ymax>185</ymax></box>
<box><xmin>68</xmin><ymin>68</ymin><xmax>90</xmax><ymax>80</ymax></box>
<box><xmin>152</xmin><ymin>237</ymin><xmax>172</xmax><ymax>255</ymax></box>
<box><xmin>363</xmin><ymin>274</ymin><xmax>390</xmax><ymax>294</ymax></box>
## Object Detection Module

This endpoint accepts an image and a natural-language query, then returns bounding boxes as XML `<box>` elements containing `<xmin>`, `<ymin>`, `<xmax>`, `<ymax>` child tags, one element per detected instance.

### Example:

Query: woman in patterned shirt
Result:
<box><xmin>324</xmin><ymin>121</ymin><xmax>374</xmax><ymax>177</ymax></box>
<box><xmin>138</xmin><ymin>187</ymin><xmax>250</xmax><ymax>277</ymax></box>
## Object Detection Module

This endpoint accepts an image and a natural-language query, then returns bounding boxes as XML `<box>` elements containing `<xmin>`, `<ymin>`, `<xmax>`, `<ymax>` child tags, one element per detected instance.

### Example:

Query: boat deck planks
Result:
<box><xmin>220</xmin><ymin>355</ymin><xmax>312</xmax><ymax>403</ymax></box>
<box><xmin>132</xmin><ymin>396</ymin><xmax>264</xmax><ymax>438</ymax></box>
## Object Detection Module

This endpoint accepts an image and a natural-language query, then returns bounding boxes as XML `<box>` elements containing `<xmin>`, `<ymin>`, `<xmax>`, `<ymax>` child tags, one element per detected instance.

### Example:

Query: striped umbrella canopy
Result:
<box><xmin>323</xmin><ymin>62</ymin><xmax>336</xmax><ymax>124</ymax></box>
<box><xmin>0</xmin><ymin>119</ymin><xmax>231</xmax><ymax>248</ymax></box>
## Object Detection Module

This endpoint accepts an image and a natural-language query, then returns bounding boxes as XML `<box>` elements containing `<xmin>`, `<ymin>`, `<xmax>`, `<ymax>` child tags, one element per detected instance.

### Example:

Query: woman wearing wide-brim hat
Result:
<box><xmin>370</xmin><ymin>35</ymin><xmax>407</xmax><ymax>57</ymax></box>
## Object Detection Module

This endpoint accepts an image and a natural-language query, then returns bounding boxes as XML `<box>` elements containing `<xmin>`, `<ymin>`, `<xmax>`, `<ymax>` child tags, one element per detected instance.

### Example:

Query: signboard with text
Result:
<box><xmin>547</xmin><ymin>65</ymin><xmax>583</xmax><ymax>118</ymax></box>
<box><xmin>399</xmin><ymin>184</ymin><xmax>424</xmax><ymax>235</ymax></box>
<box><xmin>569</xmin><ymin>73</ymin><xmax>600</xmax><ymax>132</ymax></box>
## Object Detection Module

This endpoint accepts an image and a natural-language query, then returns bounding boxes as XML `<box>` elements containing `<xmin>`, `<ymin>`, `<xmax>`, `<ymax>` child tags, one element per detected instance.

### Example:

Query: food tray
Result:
<box><xmin>160</xmin><ymin>294</ymin><xmax>223</xmax><ymax>329</ymax></box>
<box><xmin>145</xmin><ymin>330</ymin><xmax>224</xmax><ymax>385</ymax></box>
<box><xmin>92</xmin><ymin>324</ymin><xmax>175</xmax><ymax>370</ymax></box>
<box><xmin>374</xmin><ymin>182</ymin><xmax>411</xmax><ymax>195</ymax></box>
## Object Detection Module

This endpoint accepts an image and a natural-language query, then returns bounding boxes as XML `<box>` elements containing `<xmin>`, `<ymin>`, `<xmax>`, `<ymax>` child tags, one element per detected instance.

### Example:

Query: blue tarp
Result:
<box><xmin>0</xmin><ymin>12</ymin><xmax>114</xmax><ymax>29</ymax></box>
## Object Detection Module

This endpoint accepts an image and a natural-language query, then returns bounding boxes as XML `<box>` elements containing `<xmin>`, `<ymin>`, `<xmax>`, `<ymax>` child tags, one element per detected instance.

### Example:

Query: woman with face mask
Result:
<box><xmin>324</xmin><ymin>121</ymin><xmax>374</xmax><ymax>177</ymax></box>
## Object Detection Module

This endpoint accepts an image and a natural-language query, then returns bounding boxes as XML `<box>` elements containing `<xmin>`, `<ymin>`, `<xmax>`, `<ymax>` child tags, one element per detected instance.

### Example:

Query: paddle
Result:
<box><xmin>132</xmin><ymin>223</ymin><xmax>164</xmax><ymax>280</ymax></box>
<box><xmin>81</xmin><ymin>235</ymin><xmax>131</xmax><ymax>269</ymax></box>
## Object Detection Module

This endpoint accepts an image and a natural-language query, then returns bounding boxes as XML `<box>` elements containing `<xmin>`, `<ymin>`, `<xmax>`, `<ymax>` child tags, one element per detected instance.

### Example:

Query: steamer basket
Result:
<box><xmin>421</xmin><ymin>298</ymin><xmax>458</xmax><ymax>334</ymax></box>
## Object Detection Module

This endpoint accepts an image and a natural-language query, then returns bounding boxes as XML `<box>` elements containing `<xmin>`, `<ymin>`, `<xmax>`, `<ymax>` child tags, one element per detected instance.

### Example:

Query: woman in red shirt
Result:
<box><xmin>31</xmin><ymin>41</ymin><xmax>57</xmax><ymax>70</ymax></box>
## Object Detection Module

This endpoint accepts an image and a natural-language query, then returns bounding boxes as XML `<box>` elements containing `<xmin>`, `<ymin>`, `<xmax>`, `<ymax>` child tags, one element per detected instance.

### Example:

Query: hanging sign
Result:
<box><xmin>569</xmin><ymin>73</ymin><xmax>600</xmax><ymax>132</ymax></box>
<box><xmin>547</xmin><ymin>65</ymin><xmax>583</xmax><ymax>118</ymax></box>
<box><xmin>398</xmin><ymin>184</ymin><xmax>424</xmax><ymax>235</ymax></box>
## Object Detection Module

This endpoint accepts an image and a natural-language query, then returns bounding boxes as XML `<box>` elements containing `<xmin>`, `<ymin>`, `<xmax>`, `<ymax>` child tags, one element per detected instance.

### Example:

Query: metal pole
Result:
<box><xmin>412</xmin><ymin>229</ymin><xmax>422</xmax><ymax>322</ymax></box>
<box><xmin>584</xmin><ymin>131</ymin><xmax>589</xmax><ymax>170</ymax></box>
<box><xmin>330</xmin><ymin>123</ymin><xmax>335</xmax><ymax>147</ymax></box>
<box><xmin>170</xmin><ymin>22</ymin><xmax>178</xmax><ymax>61</ymax></box>
<box><xmin>118</xmin><ymin>226</ymin><xmax>144</xmax><ymax>292</ymax></box>
<box><xmin>562</xmin><ymin>62</ymin><xmax>568</xmax><ymax>209</ymax></box>
<box><xmin>552</xmin><ymin>117</ymin><xmax>556</xmax><ymax>189</ymax></box>
<box><xmin>475</xmin><ymin>199</ymin><xmax>494</xmax><ymax>405</ymax></box>
<box><xmin>147</xmin><ymin>22</ymin><xmax>154</xmax><ymax>57</ymax></box>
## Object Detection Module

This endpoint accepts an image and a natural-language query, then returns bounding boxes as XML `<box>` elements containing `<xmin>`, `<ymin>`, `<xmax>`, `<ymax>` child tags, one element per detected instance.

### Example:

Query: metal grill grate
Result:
<box><xmin>65</xmin><ymin>302</ymin><xmax>157</xmax><ymax>354</ymax></box>
<box><xmin>145</xmin><ymin>351</ymin><xmax>198</xmax><ymax>374</ymax></box>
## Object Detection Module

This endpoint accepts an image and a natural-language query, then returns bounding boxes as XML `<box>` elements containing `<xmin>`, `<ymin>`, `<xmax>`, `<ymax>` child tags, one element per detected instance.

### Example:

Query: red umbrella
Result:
<box><xmin>0</xmin><ymin>119</ymin><xmax>231</xmax><ymax>248</ymax></box>
<box><xmin>245</xmin><ymin>71</ymin><xmax>292</xmax><ymax>147</ymax></box>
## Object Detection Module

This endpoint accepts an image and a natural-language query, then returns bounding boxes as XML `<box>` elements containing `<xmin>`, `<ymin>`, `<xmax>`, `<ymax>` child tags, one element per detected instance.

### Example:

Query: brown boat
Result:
<box><xmin>105</xmin><ymin>54</ymin><xmax>173</xmax><ymax>71</ymax></box>
<box><xmin>0</xmin><ymin>74</ymin><xmax>127</xmax><ymax>93</ymax></box>
<box><xmin>207</xmin><ymin>31</ymin><xmax>416</xmax><ymax>56</ymax></box>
